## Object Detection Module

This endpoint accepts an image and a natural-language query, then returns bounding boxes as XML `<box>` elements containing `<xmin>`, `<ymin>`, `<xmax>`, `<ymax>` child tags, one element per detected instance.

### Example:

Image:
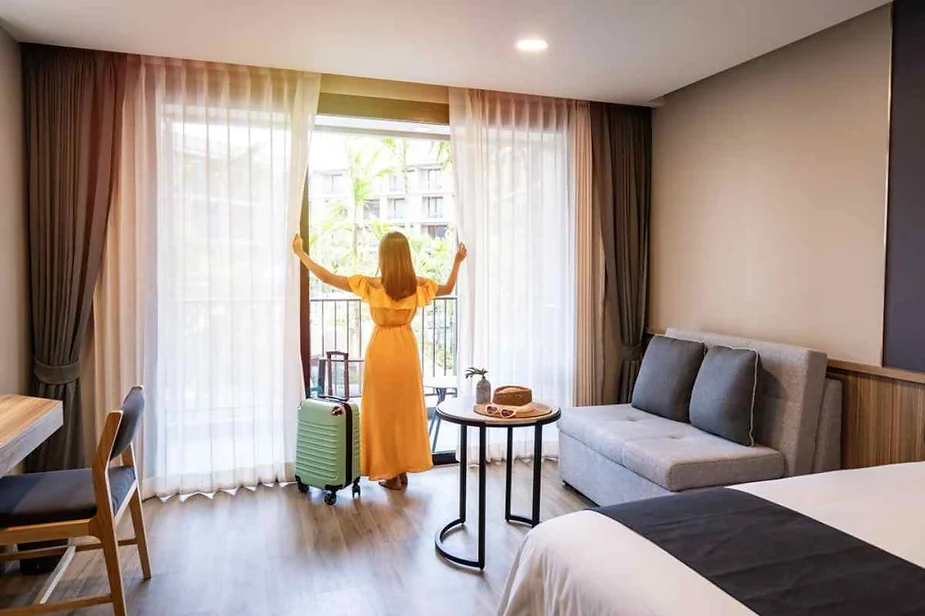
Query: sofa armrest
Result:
<box><xmin>813</xmin><ymin>378</ymin><xmax>842</xmax><ymax>473</ymax></box>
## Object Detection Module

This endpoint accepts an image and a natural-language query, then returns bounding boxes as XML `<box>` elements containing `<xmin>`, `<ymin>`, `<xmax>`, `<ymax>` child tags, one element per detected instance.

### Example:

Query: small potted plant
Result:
<box><xmin>465</xmin><ymin>367</ymin><xmax>491</xmax><ymax>404</ymax></box>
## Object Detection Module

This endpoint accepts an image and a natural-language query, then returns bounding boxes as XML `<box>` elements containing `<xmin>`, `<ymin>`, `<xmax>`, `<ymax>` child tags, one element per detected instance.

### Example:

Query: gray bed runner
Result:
<box><xmin>595</xmin><ymin>488</ymin><xmax>925</xmax><ymax>616</ymax></box>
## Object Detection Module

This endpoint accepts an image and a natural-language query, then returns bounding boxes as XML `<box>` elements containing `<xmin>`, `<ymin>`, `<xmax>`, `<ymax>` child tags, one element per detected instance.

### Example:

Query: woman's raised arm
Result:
<box><xmin>437</xmin><ymin>243</ymin><xmax>467</xmax><ymax>297</ymax></box>
<box><xmin>292</xmin><ymin>234</ymin><xmax>352</xmax><ymax>293</ymax></box>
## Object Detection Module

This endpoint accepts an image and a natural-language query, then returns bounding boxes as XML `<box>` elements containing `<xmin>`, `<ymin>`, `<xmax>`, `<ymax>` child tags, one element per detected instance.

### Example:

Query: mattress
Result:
<box><xmin>498</xmin><ymin>462</ymin><xmax>925</xmax><ymax>616</ymax></box>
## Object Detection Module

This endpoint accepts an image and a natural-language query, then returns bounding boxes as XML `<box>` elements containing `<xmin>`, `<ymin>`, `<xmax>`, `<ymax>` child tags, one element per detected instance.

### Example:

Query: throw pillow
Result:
<box><xmin>689</xmin><ymin>345</ymin><xmax>759</xmax><ymax>446</ymax></box>
<box><xmin>631</xmin><ymin>336</ymin><xmax>706</xmax><ymax>422</ymax></box>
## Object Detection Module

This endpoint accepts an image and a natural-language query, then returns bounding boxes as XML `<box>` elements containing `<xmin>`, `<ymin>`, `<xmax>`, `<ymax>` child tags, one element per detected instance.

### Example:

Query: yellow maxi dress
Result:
<box><xmin>348</xmin><ymin>275</ymin><xmax>437</xmax><ymax>481</ymax></box>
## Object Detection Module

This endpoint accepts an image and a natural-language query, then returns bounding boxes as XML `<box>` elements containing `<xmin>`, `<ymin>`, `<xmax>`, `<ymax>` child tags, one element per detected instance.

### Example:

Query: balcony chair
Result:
<box><xmin>0</xmin><ymin>386</ymin><xmax>152</xmax><ymax>616</ymax></box>
<box><xmin>426</xmin><ymin>381</ymin><xmax>458</xmax><ymax>453</ymax></box>
<box><xmin>316</xmin><ymin>355</ymin><xmax>364</xmax><ymax>399</ymax></box>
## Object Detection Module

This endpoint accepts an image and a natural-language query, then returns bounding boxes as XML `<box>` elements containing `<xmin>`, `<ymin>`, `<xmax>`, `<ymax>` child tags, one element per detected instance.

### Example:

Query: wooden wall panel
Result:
<box><xmin>828</xmin><ymin>367</ymin><xmax>925</xmax><ymax>469</ymax></box>
<box><xmin>317</xmin><ymin>93</ymin><xmax>449</xmax><ymax>124</ymax></box>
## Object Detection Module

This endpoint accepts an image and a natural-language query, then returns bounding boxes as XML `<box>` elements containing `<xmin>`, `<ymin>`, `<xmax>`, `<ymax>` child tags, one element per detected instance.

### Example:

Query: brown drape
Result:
<box><xmin>23</xmin><ymin>44</ymin><xmax>127</xmax><ymax>471</ymax></box>
<box><xmin>590</xmin><ymin>102</ymin><xmax>652</xmax><ymax>404</ymax></box>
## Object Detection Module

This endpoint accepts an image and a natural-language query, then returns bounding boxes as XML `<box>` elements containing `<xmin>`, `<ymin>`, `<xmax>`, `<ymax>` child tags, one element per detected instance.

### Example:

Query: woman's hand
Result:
<box><xmin>292</xmin><ymin>233</ymin><xmax>305</xmax><ymax>257</ymax></box>
<box><xmin>437</xmin><ymin>243</ymin><xmax>467</xmax><ymax>296</ymax></box>
<box><xmin>455</xmin><ymin>243</ymin><xmax>468</xmax><ymax>264</ymax></box>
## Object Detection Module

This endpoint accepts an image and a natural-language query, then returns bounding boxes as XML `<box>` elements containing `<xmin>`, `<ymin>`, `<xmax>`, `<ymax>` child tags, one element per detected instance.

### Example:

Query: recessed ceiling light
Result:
<box><xmin>516</xmin><ymin>38</ymin><xmax>548</xmax><ymax>53</ymax></box>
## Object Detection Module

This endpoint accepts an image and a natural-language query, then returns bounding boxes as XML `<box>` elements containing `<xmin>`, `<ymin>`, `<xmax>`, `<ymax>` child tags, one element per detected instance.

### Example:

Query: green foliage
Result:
<box><xmin>430</xmin><ymin>140</ymin><xmax>452</xmax><ymax>172</ymax></box>
<box><xmin>345</xmin><ymin>141</ymin><xmax>393</xmax><ymax>271</ymax></box>
<box><xmin>409</xmin><ymin>233</ymin><xmax>453</xmax><ymax>281</ymax></box>
<box><xmin>347</xmin><ymin>141</ymin><xmax>390</xmax><ymax>206</ymax></box>
<box><xmin>382</xmin><ymin>137</ymin><xmax>410</xmax><ymax>191</ymax></box>
<box><xmin>308</xmin><ymin>134</ymin><xmax>456</xmax><ymax>294</ymax></box>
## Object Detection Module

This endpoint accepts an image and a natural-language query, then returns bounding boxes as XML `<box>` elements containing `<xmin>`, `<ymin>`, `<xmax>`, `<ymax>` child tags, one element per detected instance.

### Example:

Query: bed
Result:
<box><xmin>498</xmin><ymin>462</ymin><xmax>925</xmax><ymax>616</ymax></box>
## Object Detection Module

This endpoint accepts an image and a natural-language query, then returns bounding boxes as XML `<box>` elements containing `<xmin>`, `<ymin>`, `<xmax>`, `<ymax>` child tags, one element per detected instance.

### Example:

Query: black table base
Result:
<box><xmin>434</xmin><ymin>423</ymin><xmax>486</xmax><ymax>568</ymax></box>
<box><xmin>504</xmin><ymin>424</ymin><xmax>543</xmax><ymax>527</ymax></box>
<box><xmin>434</xmin><ymin>423</ymin><xmax>545</xmax><ymax>570</ymax></box>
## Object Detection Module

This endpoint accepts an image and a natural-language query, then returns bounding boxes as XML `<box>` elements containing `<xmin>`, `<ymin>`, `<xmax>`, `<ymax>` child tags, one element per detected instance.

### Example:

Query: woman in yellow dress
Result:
<box><xmin>292</xmin><ymin>231</ymin><xmax>466</xmax><ymax>490</ymax></box>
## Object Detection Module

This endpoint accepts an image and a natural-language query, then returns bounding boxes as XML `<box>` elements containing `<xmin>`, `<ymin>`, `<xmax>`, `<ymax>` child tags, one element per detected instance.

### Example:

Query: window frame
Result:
<box><xmin>299</xmin><ymin>93</ymin><xmax>457</xmax><ymax>466</ymax></box>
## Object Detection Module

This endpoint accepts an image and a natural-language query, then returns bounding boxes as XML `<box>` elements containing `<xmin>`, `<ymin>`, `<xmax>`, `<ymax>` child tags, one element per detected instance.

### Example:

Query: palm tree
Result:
<box><xmin>310</xmin><ymin>134</ymin><xmax>453</xmax><ymax>284</ymax></box>
<box><xmin>383</xmin><ymin>137</ymin><xmax>410</xmax><ymax>192</ymax></box>
<box><xmin>431</xmin><ymin>140</ymin><xmax>452</xmax><ymax>171</ymax></box>
<box><xmin>345</xmin><ymin>138</ymin><xmax>392</xmax><ymax>270</ymax></box>
<box><xmin>308</xmin><ymin>198</ymin><xmax>353</xmax><ymax>293</ymax></box>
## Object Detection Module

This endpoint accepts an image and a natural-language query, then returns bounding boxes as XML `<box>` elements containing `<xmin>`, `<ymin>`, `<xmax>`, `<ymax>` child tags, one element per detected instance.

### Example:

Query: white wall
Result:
<box><xmin>0</xmin><ymin>27</ymin><xmax>30</xmax><ymax>393</ymax></box>
<box><xmin>649</xmin><ymin>6</ymin><xmax>891</xmax><ymax>364</ymax></box>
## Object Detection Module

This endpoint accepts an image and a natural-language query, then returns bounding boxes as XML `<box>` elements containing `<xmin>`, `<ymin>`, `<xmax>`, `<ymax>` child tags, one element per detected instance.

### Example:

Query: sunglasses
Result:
<box><xmin>485</xmin><ymin>405</ymin><xmax>517</xmax><ymax>419</ymax></box>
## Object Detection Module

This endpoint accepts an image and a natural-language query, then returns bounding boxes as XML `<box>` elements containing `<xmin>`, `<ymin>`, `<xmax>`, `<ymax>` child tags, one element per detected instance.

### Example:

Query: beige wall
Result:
<box><xmin>650</xmin><ymin>6</ymin><xmax>891</xmax><ymax>364</ymax></box>
<box><xmin>0</xmin><ymin>28</ymin><xmax>30</xmax><ymax>393</ymax></box>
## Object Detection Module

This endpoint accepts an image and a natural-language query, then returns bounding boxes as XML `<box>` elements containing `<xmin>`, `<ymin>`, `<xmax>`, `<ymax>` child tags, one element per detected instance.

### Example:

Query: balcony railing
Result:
<box><xmin>309</xmin><ymin>295</ymin><xmax>458</xmax><ymax>396</ymax></box>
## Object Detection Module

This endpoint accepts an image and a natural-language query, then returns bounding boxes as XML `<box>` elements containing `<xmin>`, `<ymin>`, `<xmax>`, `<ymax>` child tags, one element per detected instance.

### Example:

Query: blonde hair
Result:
<box><xmin>378</xmin><ymin>231</ymin><xmax>418</xmax><ymax>301</ymax></box>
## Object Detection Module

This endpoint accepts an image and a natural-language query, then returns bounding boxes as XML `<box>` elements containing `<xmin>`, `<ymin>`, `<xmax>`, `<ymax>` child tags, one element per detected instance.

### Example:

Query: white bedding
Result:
<box><xmin>498</xmin><ymin>462</ymin><xmax>925</xmax><ymax>616</ymax></box>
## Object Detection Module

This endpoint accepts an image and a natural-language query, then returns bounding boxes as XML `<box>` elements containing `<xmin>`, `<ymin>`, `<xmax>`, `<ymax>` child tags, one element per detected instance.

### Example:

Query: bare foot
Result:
<box><xmin>378</xmin><ymin>477</ymin><xmax>403</xmax><ymax>490</ymax></box>
<box><xmin>400</xmin><ymin>472</ymin><xmax>408</xmax><ymax>487</ymax></box>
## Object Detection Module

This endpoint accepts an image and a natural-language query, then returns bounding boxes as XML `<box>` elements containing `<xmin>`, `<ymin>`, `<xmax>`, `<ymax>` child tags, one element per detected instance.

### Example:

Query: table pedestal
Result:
<box><xmin>434</xmin><ymin>423</ymin><xmax>545</xmax><ymax>570</ymax></box>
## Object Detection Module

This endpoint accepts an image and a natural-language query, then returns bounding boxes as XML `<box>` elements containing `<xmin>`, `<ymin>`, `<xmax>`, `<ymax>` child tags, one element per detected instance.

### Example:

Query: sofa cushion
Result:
<box><xmin>558</xmin><ymin>405</ymin><xmax>785</xmax><ymax>491</ymax></box>
<box><xmin>666</xmin><ymin>329</ymin><xmax>827</xmax><ymax>477</ymax></box>
<box><xmin>689</xmin><ymin>346</ymin><xmax>759</xmax><ymax>446</ymax></box>
<box><xmin>622</xmin><ymin>434</ymin><xmax>784</xmax><ymax>491</ymax></box>
<box><xmin>559</xmin><ymin>405</ymin><xmax>688</xmax><ymax>464</ymax></box>
<box><xmin>631</xmin><ymin>336</ymin><xmax>705</xmax><ymax>422</ymax></box>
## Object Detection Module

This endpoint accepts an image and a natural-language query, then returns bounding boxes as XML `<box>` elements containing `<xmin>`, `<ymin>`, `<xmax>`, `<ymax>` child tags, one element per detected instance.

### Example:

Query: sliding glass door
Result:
<box><xmin>305</xmin><ymin>116</ymin><xmax>460</xmax><ymax>463</ymax></box>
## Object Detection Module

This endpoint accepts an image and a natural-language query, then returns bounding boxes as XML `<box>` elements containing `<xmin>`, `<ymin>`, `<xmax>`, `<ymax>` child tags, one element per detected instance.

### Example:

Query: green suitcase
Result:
<box><xmin>294</xmin><ymin>351</ymin><xmax>361</xmax><ymax>505</ymax></box>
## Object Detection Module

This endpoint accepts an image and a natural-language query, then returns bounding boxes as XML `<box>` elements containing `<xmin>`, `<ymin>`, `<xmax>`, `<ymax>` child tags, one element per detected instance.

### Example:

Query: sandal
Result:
<box><xmin>400</xmin><ymin>472</ymin><xmax>408</xmax><ymax>487</ymax></box>
<box><xmin>378</xmin><ymin>477</ymin><xmax>403</xmax><ymax>490</ymax></box>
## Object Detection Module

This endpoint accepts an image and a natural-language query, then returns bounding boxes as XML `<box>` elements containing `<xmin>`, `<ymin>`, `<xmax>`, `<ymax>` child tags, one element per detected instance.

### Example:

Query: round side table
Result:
<box><xmin>434</xmin><ymin>396</ymin><xmax>561</xmax><ymax>570</ymax></box>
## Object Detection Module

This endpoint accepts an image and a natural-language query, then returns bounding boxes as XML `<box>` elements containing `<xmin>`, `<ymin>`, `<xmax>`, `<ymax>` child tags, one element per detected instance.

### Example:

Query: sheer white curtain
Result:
<box><xmin>573</xmin><ymin>103</ymin><xmax>603</xmax><ymax>406</ymax></box>
<box><xmin>90</xmin><ymin>57</ymin><xmax>320</xmax><ymax>498</ymax></box>
<box><xmin>450</xmin><ymin>89</ymin><xmax>586</xmax><ymax>460</ymax></box>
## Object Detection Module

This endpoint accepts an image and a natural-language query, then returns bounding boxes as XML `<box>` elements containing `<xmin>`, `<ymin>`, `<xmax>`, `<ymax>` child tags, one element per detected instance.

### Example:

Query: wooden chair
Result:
<box><xmin>0</xmin><ymin>386</ymin><xmax>152</xmax><ymax>615</ymax></box>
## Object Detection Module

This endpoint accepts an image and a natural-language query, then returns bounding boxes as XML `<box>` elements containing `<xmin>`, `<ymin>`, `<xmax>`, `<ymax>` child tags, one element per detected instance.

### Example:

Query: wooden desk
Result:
<box><xmin>0</xmin><ymin>395</ymin><xmax>63</xmax><ymax>475</ymax></box>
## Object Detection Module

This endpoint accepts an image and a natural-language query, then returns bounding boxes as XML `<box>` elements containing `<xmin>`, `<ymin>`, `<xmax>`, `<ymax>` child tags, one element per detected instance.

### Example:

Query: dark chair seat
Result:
<box><xmin>0</xmin><ymin>466</ymin><xmax>136</xmax><ymax>528</ymax></box>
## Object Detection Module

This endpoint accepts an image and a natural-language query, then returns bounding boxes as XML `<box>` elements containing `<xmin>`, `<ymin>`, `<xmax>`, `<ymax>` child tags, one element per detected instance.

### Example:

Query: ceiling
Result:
<box><xmin>0</xmin><ymin>0</ymin><xmax>890</xmax><ymax>105</ymax></box>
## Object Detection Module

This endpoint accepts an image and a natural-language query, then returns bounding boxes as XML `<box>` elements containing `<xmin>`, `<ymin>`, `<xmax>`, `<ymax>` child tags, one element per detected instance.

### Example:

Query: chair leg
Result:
<box><xmin>128</xmin><ymin>491</ymin><xmax>152</xmax><ymax>580</ymax></box>
<box><xmin>98</xmin><ymin>521</ymin><xmax>127</xmax><ymax>616</ymax></box>
<box><xmin>432</xmin><ymin>416</ymin><xmax>442</xmax><ymax>452</ymax></box>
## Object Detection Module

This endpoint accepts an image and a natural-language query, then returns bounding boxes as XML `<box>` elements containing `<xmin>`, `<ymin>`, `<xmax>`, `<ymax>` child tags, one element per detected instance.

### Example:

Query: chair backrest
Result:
<box><xmin>110</xmin><ymin>386</ymin><xmax>144</xmax><ymax>461</ymax></box>
<box><xmin>316</xmin><ymin>357</ymin><xmax>363</xmax><ymax>399</ymax></box>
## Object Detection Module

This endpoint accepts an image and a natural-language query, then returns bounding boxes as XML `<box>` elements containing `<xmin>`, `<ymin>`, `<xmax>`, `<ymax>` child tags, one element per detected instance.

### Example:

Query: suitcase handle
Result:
<box><xmin>323</xmin><ymin>350</ymin><xmax>350</xmax><ymax>403</ymax></box>
<box><xmin>323</xmin><ymin>352</ymin><xmax>356</xmax><ymax>485</ymax></box>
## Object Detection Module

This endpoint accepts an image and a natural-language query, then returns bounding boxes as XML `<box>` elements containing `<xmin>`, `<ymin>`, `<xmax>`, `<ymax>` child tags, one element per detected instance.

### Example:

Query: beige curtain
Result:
<box><xmin>85</xmin><ymin>56</ymin><xmax>320</xmax><ymax>497</ymax></box>
<box><xmin>572</xmin><ymin>103</ymin><xmax>604</xmax><ymax>407</ymax></box>
<box><xmin>81</xmin><ymin>57</ymin><xmax>157</xmax><ymax>474</ymax></box>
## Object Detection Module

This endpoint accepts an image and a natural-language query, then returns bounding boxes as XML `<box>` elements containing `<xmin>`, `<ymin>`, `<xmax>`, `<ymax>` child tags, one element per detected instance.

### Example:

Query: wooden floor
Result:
<box><xmin>0</xmin><ymin>461</ymin><xmax>589</xmax><ymax>615</ymax></box>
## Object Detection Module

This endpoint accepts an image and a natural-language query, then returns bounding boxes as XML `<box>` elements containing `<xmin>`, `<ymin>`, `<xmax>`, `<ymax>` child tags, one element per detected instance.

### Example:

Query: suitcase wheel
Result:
<box><xmin>324</xmin><ymin>491</ymin><xmax>337</xmax><ymax>505</ymax></box>
<box><xmin>352</xmin><ymin>480</ymin><xmax>361</xmax><ymax>498</ymax></box>
<box><xmin>295</xmin><ymin>476</ymin><xmax>309</xmax><ymax>494</ymax></box>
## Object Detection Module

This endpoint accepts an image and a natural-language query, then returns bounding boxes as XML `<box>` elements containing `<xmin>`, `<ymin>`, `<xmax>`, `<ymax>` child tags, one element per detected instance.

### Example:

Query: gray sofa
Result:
<box><xmin>559</xmin><ymin>329</ymin><xmax>843</xmax><ymax>506</ymax></box>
